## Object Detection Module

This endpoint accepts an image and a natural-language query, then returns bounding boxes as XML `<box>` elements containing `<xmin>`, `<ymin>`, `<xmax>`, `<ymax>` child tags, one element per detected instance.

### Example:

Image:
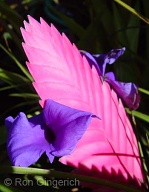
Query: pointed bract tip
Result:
<box><xmin>27</xmin><ymin>15</ymin><xmax>34</xmax><ymax>23</ymax></box>
<box><xmin>23</xmin><ymin>20</ymin><xmax>28</xmax><ymax>28</ymax></box>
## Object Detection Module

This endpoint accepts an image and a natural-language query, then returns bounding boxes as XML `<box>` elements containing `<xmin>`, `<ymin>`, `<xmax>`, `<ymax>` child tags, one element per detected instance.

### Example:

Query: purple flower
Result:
<box><xmin>5</xmin><ymin>99</ymin><xmax>97</xmax><ymax>167</ymax></box>
<box><xmin>81</xmin><ymin>48</ymin><xmax>140</xmax><ymax>110</ymax></box>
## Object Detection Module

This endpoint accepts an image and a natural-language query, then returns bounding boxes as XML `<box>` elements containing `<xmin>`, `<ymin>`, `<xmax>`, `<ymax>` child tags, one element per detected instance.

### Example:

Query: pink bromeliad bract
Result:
<box><xmin>5</xmin><ymin>16</ymin><xmax>143</xmax><ymax>191</ymax></box>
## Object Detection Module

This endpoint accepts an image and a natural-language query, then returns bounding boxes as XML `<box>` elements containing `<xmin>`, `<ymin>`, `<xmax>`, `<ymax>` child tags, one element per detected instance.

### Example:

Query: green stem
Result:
<box><xmin>114</xmin><ymin>0</ymin><xmax>149</xmax><ymax>24</ymax></box>
<box><xmin>0</xmin><ymin>43</ymin><xmax>33</xmax><ymax>81</ymax></box>
<box><xmin>139</xmin><ymin>88</ymin><xmax>149</xmax><ymax>95</ymax></box>
<box><xmin>0</xmin><ymin>166</ymin><xmax>142</xmax><ymax>192</ymax></box>
<box><xmin>129</xmin><ymin>111</ymin><xmax>149</xmax><ymax>188</ymax></box>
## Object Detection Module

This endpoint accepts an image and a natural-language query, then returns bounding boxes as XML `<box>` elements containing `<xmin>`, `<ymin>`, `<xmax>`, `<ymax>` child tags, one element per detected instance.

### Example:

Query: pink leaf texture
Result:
<box><xmin>21</xmin><ymin>16</ymin><xmax>144</xmax><ymax>190</ymax></box>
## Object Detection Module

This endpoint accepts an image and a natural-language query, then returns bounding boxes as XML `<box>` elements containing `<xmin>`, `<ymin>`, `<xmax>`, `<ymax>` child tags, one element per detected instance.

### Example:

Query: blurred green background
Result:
<box><xmin>0</xmin><ymin>0</ymin><xmax>149</xmax><ymax>191</ymax></box>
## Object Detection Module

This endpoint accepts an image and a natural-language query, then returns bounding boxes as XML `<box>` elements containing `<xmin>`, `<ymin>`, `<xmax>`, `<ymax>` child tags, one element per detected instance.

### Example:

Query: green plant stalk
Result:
<box><xmin>114</xmin><ymin>0</ymin><xmax>149</xmax><ymax>24</ymax></box>
<box><xmin>0</xmin><ymin>85</ymin><xmax>16</xmax><ymax>91</ymax></box>
<box><xmin>129</xmin><ymin>111</ymin><xmax>149</xmax><ymax>188</ymax></box>
<box><xmin>0</xmin><ymin>166</ymin><xmax>142</xmax><ymax>192</ymax></box>
<box><xmin>139</xmin><ymin>88</ymin><xmax>149</xmax><ymax>95</ymax></box>
<box><xmin>126</xmin><ymin>108</ymin><xmax>149</xmax><ymax>123</ymax></box>
<box><xmin>0</xmin><ymin>44</ymin><xmax>33</xmax><ymax>81</ymax></box>
<box><xmin>9</xmin><ymin>93</ymin><xmax>39</xmax><ymax>98</ymax></box>
<box><xmin>0</xmin><ymin>182</ymin><xmax>23</xmax><ymax>192</ymax></box>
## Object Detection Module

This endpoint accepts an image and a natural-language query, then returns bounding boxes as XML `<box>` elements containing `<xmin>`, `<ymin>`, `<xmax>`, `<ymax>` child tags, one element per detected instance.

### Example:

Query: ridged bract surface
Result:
<box><xmin>21</xmin><ymin>16</ymin><xmax>143</xmax><ymax>187</ymax></box>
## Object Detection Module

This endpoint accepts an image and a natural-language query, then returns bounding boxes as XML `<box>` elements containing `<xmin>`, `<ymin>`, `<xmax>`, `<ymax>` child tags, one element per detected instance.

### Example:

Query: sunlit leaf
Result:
<box><xmin>126</xmin><ymin>108</ymin><xmax>149</xmax><ymax>123</ymax></box>
<box><xmin>0</xmin><ymin>2</ymin><xmax>23</xmax><ymax>34</ymax></box>
<box><xmin>10</xmin><ymin>93</ymin><xmax>39</xmax><ymax>98</ymax></box>
<box><xmin>0</xmin><ymin>183</ymin><xmax>23</xmax><ymax>192</ymax></box>
<box><xmin>0</xmin><ymin>166</ymin><xmax>140</xmax><ymax>192</ymax></box>
<box><xmin>0</xmin><ymin>68</ymin><xmax>31</xmax><ymax>90</ymax></box>
<box><xmin>0</xmin><ymin>44</ymin><xmax>33</xmax><ymax>81</ymax></box>
<box><xmin>139</xmin><ymin>88</ymin><xmax>149</xmax><ymax>95</ymax></box>
<box><xmin>114</xmin><ymin>0</ymin><xmax>149</xmax><ymax>24</ymax></box>
<box><xmin>0</xmin><ymin>85</ymin><xmax>16</xmax><ymax>92</ymax></box>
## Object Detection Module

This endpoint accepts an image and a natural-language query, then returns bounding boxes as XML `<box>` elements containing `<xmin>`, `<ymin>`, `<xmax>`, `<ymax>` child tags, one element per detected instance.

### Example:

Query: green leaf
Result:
<box><xmin>0</xmin><ymin>85</ymin><xmax>16</xmax><ymax>92</ymax></box>
<box><xmin>114</xmin><ymin>0</ymin><xmax>149</xmax><ymax>24</ymax></box>
<box><xmin>0</xmin><ymin>2</ymin><xmax>23</xmax><ymax>35</ymax></box>
<box><xmin>112</xmin><ymin>3</ymin><xmax>129</xmax><ymax>46</ymax></box>
<box><xmin>0</xmin><ymin>182</ymin><xmax>23</xmax><ymax>192</ymax></box>
<box><xmin>125</xmin><ymin>1</ymin><xmax>140</xmax><ymax>53</ymax></box>
<box><xmin>0</xmin><ymin>44</ymin><xmax>33</xmax><ymax>81</ymax></box>
<box><xmin>126</xmin><ymin>108</ymin><xmax>149</xmax><ymax>123</ymax></box>
<box><xmin>139</xmin><ymin>88</ymin><xmax>149</xmax><ymax>95</ymax></box>
<box><xmin>10</xmin><ymin>93</ymin><xmax>39</xmax><ymax>99</ymax></box>
<box><xmin>0</xmin><ymin>166</ymin><xmax>141</xmax><ymax>192</ymax></box>
<box><xmin>47</xmin><ymin>5</ymin><xmax>85</xmax><ymax>38</ymax></box>
<box><xmin>143</xmin><ymin>0</ymin><xmax>149</xmax><ymax>62</ymax></box>
<box><xmin>0</xmin><ymin>19</ymin><xmax>23</xmax><ymax>52</ymax></box>
<box><xmin>78</xmin><ymin>0</ymin><xmax>114</xmax><ymax>52</ymax></box>
<box><xmin>91</xmin><ymin>0</ymin><xmax>114</xmax><ymax>35</ymax></box>
<box><xmin>0</xmin><ymin>68</ymin><xmax>30</xmax><ymax>88</ymax></box>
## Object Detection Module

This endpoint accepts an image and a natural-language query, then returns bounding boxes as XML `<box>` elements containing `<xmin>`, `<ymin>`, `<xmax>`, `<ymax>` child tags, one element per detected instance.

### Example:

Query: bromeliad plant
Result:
<box><xmin>5</xmin><ymin>16</ymin><xmax>145</xmax><ymax>191</ymax></box>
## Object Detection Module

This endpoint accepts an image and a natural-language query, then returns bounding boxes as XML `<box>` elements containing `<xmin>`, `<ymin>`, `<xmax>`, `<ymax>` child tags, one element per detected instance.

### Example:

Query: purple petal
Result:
<box><xmin>43</xmin><ymin>99</ymin><xmax>97</xmax><ymax>156</ymax></box>
<box><xmin>105</xmin><ymin>72</ymin><xmax>140</xmax><ymax>110</ymax></box>
<box><xmin>104</xmin><ymin>72</ymin><xmax>116</xmax><ymax>81</ymax></box>
<box><xmin>5</xmin><ymin>112</ymin><xmax>53</xmax><ymax>167</ymax></box>
<box><xmin>80</xmin><ymin>50</ymin><xmax>102</xmax><ymax>76</ymax></box>
<box><xmin>5</xmin><ymin>99</ymin><xmax>98</xmax><ymax>167</ymax></box>
<box><xmin>93</xmin><ymin>48</ymin><xmax>125</xmax><ymax>75</ymax></box>
<box><xmin>81</xmin><ymin>48</ymin><xmax>125</xmax><ymax>76</ymax></box>
<box><xmin>81</xmin><ymin>48</ymin><xmax>140</xmax><ymax>110</ymax></box>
